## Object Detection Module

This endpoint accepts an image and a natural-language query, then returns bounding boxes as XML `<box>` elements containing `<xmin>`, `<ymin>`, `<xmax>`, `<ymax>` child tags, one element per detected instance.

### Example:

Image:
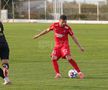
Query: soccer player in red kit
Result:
<box><xmin>33</xmin><ymin>15</ymin><xmax>85</xmax><ymax>79</ymax></box>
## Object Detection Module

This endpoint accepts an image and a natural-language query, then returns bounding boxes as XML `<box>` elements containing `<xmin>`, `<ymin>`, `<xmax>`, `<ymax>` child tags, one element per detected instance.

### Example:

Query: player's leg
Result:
<box><xmin>2</xmin><ymin>60</ymin><xmax>9</xmax><ymax>77</ymax></box>
<box><xmin>52</xmin><ymin>56</ymin><xmax>59</xmax><ymax>74</ymax></box>
<box><xmin>51</xmin><ymin>56</ymin><xmax>61</xmax><ymax>79</ymax></box>
<box><xmin>51</xmin><ymin>49</ymin><xmax>61</xmax><ymax>79</ymax></box>
<box><xmin>61</xmin><ymin>46</ymin><xmax>84</xmax><ymax>79</ymax></box>
<box><xmin>1</xmin><ymin>45</ymin><xmax>11</xmax><ymax>85</ymax></box>
<box><xmin>66</xmin><ymin>55</ymin><xmax>80</xmax><ymax>72</ymax></box>
<box><xmin>0</xmin><ymin>49</ymin><xmax>5</xmax><ymax>79</ymax></box>
<box><xmin>65</xmin><ymin>55</ymin><xmax>84</xmax><ymax>79</ymax></box>
<box><xmin>0</xmin><ymin>62</ymin><xmax>10</xmax><ymax>85</ymax></box>
<box><xmin>2</xmin><ymin>59</ymin><xmax>11</xmax><ymax>85</ymax></box>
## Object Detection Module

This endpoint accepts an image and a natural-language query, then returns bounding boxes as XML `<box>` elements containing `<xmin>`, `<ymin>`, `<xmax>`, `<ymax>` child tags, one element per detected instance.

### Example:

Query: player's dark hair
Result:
<box><xmin>60</xmin><ymin>15</ymin><xmax>67</xmax><ymax>20</ymax></box>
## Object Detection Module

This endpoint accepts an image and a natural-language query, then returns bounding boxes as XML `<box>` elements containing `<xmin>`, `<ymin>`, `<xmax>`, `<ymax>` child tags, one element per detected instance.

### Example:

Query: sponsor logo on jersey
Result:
<box><xmin>55</xmin><ymin>33</ymin><xmax>64</xmax><ymax>38</ymax></box>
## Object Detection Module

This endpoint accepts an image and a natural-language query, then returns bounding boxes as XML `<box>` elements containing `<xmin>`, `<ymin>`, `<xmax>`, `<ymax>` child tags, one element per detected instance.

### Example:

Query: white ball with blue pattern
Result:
<box><xmin>68</xmin><ymin>69</ymin><xmax>78</xmax><ymax>78</ymax></box>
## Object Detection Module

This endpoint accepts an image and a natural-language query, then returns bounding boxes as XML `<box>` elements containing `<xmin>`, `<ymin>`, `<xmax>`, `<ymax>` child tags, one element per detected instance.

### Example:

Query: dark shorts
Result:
<box><xmin>0</xmin><ymin>42</ymin><xmax>9</xmax><ymax>60</ymax></box>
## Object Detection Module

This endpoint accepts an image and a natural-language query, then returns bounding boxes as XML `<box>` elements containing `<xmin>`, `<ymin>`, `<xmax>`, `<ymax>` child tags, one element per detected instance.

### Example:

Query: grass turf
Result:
<box><xmin>0</xmin><ymin>23</ymin><xmax>108</xmax><ymax>90</ymax></box>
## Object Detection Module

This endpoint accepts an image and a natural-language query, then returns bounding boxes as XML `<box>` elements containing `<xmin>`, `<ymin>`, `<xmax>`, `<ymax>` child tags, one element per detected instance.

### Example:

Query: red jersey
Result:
<box><xmin>49</xmin><ymin>22</ymin><xmax>74</xmax><ymax>48</ymax></box>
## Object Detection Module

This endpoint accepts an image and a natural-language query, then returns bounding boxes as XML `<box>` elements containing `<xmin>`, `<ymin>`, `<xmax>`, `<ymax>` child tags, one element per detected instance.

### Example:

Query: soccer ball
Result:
<box><xmin>68</xmin><ymin>69</ymin><xmax>78</xmax><ymax>78</ymax></box>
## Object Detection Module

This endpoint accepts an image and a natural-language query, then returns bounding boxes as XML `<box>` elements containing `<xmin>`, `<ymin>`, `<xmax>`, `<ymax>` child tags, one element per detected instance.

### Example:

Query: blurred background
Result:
<box><xmin>0</xmin><ymin>0</ymin><xmax>108</xmax><ymax>21</ymax></box>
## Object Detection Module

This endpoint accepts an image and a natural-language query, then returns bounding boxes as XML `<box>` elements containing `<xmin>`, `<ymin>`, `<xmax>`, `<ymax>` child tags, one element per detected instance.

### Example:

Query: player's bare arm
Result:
<box><xmin>33</xmin><ymin>28</ymin><xmax>51</xmax><ymax>39</ymax></box>
<box><xmin>71</xmin><ymin>35</ymin><xmax>85</xmax><ymax>52</ymax></box>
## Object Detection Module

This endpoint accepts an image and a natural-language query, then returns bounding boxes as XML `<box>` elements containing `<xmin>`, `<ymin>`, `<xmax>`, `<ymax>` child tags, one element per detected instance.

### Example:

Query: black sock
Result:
<box><xmin>0</xmin><ymin>68</ymin><xmax>5</xmax><ymax>79</ymax></box>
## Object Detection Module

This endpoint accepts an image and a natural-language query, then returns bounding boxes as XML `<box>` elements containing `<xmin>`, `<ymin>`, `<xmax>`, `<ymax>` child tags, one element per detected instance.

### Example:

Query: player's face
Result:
<box><xmin>59</xmin><ymin>19</ymin><xmax>67</xmax><ymax>27</ymax></box>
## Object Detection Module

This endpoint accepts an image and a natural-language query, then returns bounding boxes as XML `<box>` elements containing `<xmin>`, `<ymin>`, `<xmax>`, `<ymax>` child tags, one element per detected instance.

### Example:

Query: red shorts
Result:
<box><xmin>51</xmin><ymin>46</ymin><xmax>70</xmax><ymax>59</ymax></box>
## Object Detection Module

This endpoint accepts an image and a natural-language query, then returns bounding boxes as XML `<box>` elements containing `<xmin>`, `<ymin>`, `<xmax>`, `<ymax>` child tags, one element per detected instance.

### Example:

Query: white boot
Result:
<box><xmin>3</xmin><ymin>77</ymin><xmax>11</xmax><ymax>85</ymax></box>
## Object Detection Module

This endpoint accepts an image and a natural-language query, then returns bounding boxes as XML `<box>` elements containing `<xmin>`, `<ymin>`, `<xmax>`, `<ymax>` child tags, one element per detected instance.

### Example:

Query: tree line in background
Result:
<box><xmin>0</xmin><ymin>0</ymin><xmax>108</xmax><ymax>20</ymax></box>
<box><xmin>63</xmin><ymin>2</ymin><xmax>108</xmax><ymax>20</ymax></box>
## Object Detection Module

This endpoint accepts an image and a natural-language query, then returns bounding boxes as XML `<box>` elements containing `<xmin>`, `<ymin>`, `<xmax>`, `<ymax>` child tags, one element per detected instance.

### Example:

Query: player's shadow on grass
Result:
<box><xmin>85</xmin><ymin>76</ymin><xmax>108</xmax><ymax>80</ymax></box>
<box><xmin>46</xmin><ymin>84</ymin><xmax>108</xmax><ymax>90</ymax></box>
<box><xmin>71</xmin><ymin>86</ymin><xmax>108</xmax><ymax>90</ymax></box>
<box><xmin>64</xmin><ymin>76</ymin><xmax>108</xmax><ymax>80</ymax></box>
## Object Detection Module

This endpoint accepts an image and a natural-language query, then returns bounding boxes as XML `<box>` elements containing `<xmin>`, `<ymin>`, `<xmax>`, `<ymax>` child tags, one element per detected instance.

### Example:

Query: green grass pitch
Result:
<box><xmin>0</xmin><ymin>23</ymin><xmax>108</xmax><ymax>90</ymax></box>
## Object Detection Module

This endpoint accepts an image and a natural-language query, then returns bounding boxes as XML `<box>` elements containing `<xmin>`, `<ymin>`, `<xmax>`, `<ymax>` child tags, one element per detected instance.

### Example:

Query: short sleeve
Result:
<box><xmin>68</xmin><ymin>26</ymin><xmax>74</xmax><ymax>36</ymax></box>
<box><xmin>49</xmin><ymin>23</ymin><xmax>54</xmax><ymax>31</ymax></box>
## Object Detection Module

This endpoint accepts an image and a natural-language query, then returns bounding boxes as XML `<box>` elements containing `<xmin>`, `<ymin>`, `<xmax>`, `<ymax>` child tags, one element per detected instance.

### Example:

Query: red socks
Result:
<box><xmin>52</xmin><ymin>60</ymin><xmax>60</xmax><ymax>74</ymax></box>
<box><xmin>52</xmin><ymin>59</ymin><xmax>80</xmax><ymax>74</ymax></box>
<box><xmin>68</xmin><ymin>59</ymin><xmax>80</xmax><ymax>73</ymax></box>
